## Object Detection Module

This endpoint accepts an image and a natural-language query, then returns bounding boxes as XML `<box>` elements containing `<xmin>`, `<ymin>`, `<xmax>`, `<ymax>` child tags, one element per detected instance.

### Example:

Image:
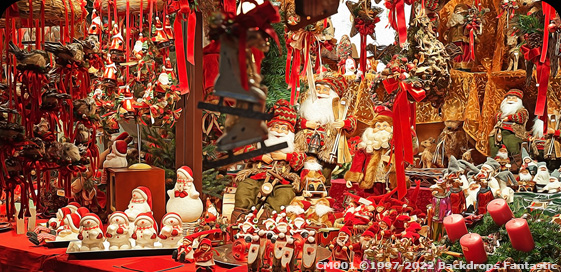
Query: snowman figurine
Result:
<box><xmin>78</xmin><ymin>213</ymin><xmax>105</xmax><ymax>251</ymax></box>
<box><xmin>124</xmin><ymin>186</ymin><xmax>153</xmax><ymax>222</ymax></box>
<box><xmin>344</xmin><ymin>56</ymin><xmax>357</xmax><ymax>76</ymax></box>
<box><xmin>166</xmin><ymin>166</ymin><xmax>203</xmax><ymax>223</ymax></box>
<box><xmin>47</xmin><ymin>206</ymin><xmax>72</xmax><ymax>230</ymax></box>
<box><xmin>132</xmin><ymin>212</ymin><xmax>158</xmax><ymax>248</ymax></box>
<box><xmin>105</xmin><ymin>212</ymin><xmax>132</xmax><ymax>250</ymax></box>
<box><xmin>56</xmin><ymin>213</ymin><xmax>81</xmax><ymax>241</ymax></box>
<box><xmin>158</xmin><ymin>213</ymin><xmax>183</xmax><ymax>248</ymax></box>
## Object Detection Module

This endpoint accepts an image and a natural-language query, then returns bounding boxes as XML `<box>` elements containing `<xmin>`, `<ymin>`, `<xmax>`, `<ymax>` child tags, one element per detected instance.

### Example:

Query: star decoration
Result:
<box><xmin>346</xmin><ymin>0</ymin><xmax>383</xmax><ymax>39</ymax></box>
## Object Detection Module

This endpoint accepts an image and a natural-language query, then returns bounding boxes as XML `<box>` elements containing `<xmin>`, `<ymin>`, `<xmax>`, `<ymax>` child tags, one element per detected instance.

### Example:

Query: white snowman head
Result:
<box><xmin>162</xmin><ymin>213</ymin><xmax>182</xmax><ymax>227</ymax></box>
<box><xmin>345</xmin><ymin>57</ymin><xmax>356</xmax><ymax>75</ymax></box>
<box><xmin>109</xmin><ymin>212</ymin><xmax>129</xmax><ymax>226</ymax></box>
<box><xmin>134</xmin><ymin>213</ymin><xmax>156</xmax><ymax>232</ymax></box>
<box><xmin>80</xmin><ymin>214</ymin><xmax>101</xmax><ymax>230</ymax></box>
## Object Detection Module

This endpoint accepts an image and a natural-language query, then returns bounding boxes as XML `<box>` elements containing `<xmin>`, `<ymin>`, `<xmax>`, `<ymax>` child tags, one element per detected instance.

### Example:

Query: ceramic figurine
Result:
<box><xmin>247</xmin><ymin>233</ymin><xmax>261</xmax><ymax>272</ymax></box>
<box><xmin>166</xmin><ymin>166</ymin><xmax>203</xmax><ymax>223</ymax></box>
<box><xmin>301</xmin><ymin>232</ymin><xmax>317</xmax><ymax>272</ymax></box>
<box><xmin>159</xmin><ymin>212</ymin><xmax>184</xmax><ymax>248</ymax></box>
<box><xmin>173</xmin><ymin>235</ymin><xmax>195</xmax><ymax>263</ymax></box>
<box><xmin>47</xmin><ymin>206</ymin><xmax>72</xmax><ymax>230</ymax></box>
<box><xmin>56</xmin><ymin>213</ymin><xmax>81</xmax><ymax>241</ymax></box>
<box><xmin>105</xmin><ymin>212</ymin><xmax>132</xmax><ymax>250</ymax></box>
<box><xmin>124</xmin><ymin>186</ymin><xmax>153</xmax><ymax>221</ymax></box>
<box><xmin>132</xmin><ymin>212</ymin><xmax>158</xmax><ymax>248</ymax></box>
<box><xmin>78</xmin><ymin>213</ymin><xmax>105</xmax><ymax>251</ymax></box>
<box><xmin>329</xmin><ymin>226</ymin><xmax>352</xmax><ymax>262</ymax></box>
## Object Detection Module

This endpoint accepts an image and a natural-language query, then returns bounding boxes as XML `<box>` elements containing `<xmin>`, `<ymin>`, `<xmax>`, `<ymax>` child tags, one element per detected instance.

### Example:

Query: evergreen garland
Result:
<box><xmin>262</xmin><ymin>22</ymin><xmax>290</xmax><ymax>109</ymax></box>
<box><xmin>201</xmin><ymin>168</ymin><xmax>230</xmax><ymax>199</ymax></box>
<box><xmin>142</xmin><ymin>126</ymin><xmax>177</xmax><ymax>182</ymax></box>
<box><xmin>516</xmin><ymin>14</ymin><xmax>544</xmax><ymax>34</ymax></box>
<box><xmin>440</xmin><ymin>201</ymin><xmax>561</xmax><ymax>270</ymax></box>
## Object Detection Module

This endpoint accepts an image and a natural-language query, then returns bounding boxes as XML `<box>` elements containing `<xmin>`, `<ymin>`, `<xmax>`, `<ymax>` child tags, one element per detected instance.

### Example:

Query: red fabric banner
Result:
<box><xmin>521</xmin><ymin>45</ymin><xmax>550</xmax><ymax>117</ymax></box>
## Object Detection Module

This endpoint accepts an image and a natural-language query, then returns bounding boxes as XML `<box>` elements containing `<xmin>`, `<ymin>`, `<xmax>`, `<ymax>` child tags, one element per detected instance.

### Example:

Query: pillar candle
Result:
<box><xmin>443</xmin><ymin>214</ymin><xmax>468</xmax><ymax>242</ymax></box>
<box><xmin>487</xmin><ymin>199</ymin><xmax>513</xmax><ymax>226</ymax></box>
<box><xmin>460</xmin><ymin>233</ymin><xmax>487</xmax><ymax>264</ymax></box>
<box><xmin>506</xmin><ymin>218</ymin><xmax>534</xmax><ymax>252</ymax></box>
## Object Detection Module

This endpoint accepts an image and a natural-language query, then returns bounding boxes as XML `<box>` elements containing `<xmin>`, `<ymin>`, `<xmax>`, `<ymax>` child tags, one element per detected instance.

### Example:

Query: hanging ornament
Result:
<box><xmin>346</xmin><ymin>0</ymin><xmax>383</xmax><ymax>75</ymax></box>
<box><xmin>152</xmin><ymin>17</ymin><xmax>172</xmax><ymax>49</ymax></box>
<box><xmin>109</xmin><ymin>24</ymin><xmax>125</xmax><ymax>63</ymax></box>
<box><xmin>88</xmin><ymin>9</ymin><xmax>102</xmax><ymax>37</ymax></box>
<box><xmin>102</xmin><ymin>53</ymin><xmax>118</xmax><ymax>87</ymax></box>
<box><xmin>497</xmin><ymin>0</ymin><xmax>519</xmax><ymax>28</ymax></box>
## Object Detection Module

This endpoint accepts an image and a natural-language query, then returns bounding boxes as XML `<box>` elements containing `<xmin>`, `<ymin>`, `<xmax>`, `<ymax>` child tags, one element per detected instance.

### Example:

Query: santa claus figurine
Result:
<box><xmin>300</xmin><ymin>158</ymin><xmax>328</xmax><ymax>198</ymax></box>
<box><xmin>159</xmin><ymin>212</ymin><xmax>184</xmax><ymax>248</ymax></box>
<box><xmin>105</xmin><ymin>212</ymin><xmax>132</xmax><ymax>250</ymax></box>
<box><xmin>517</xmin><ymin>167</ymin><xmax>534</xmax><ymax>192</ymax></box>
<box><xmin>194</xmin><ymin>238</ymin><xmax>218</xmax><ymax>272</ymax></box>
<box><xmin>124</xmin><ymin>186</ymin><xmax>153</xmax><ymax>222</ymax></box>
<box><xmin>166</xmin><ymin>166</ymin><xmax>204</xmax><ymax>223</ymax></box>
<box><xmin>329</xmin><ymin>226</ymin><xmax>353</xmax><ymax>262</ymax></box>
<box><xmin>233</xmin><ymin>99</ymin><xmax>305</xmax><ymax>222</ymax></box>
<box><xmin>78</xmin><ymin>213</ymin><xmax>105</xmax><ymax>251</ymax></box>
<box><xmin>295</xmin><ymin>74</ymin><xmax>357</xmax><ymax>168</ymax></box>
<box><xmin>285</xmin><ymin>198</ymin><xmax>311</xmax><ymax>221</ymax></box>
<box><xmin>489</xmin><ymin>89</ymin><xmax>529</xmax><ymax>171</ymax></box>
<box><xmin>301</xmin><ymin>233</ymin><xmax>318</xmax><ymax>272</ymax></box>
<box><xmin>132</xmin><ymin>212</ymin><xmax>158</xmax><ymax>248</ymax></box>
<box><xmin>352</xmin><ymin>230</ymin><xmax>374</xmax><ymax>265</ymax></box>
<box><xmin>305</xmin><ymin>197</ymin><xmax>334</xmax><ymax>227</ymax></box>
<box><xmin>56</xmin><ymin>213</ymin><xmax>81</xmax><ymax>241</ymax></box>
<box><xmin>343</xmin><ymin>56</ymin><xmax>357</xmax><ymax>76</ymax></box>
<box><xmin>345</xmin><ymin>112</ymin><xmax>396</xmax><ymax>193</ymax></box>
<box><xmin>101</xmin><ymin>138</ymin><xmax>128</xmax><ymax>184</ymax></box>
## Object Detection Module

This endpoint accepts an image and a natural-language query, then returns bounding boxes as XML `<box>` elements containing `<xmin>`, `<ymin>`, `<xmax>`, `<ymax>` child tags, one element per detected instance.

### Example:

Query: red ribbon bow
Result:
<box><xmin>385</xmin><ymin>0</ymin><xmax>408</xmax><ymax>46</ymax></box>
<box><xmin>175</xmin><ymin>191</ymin><xmax>188</xmax><ymax>198</ymax></box>
<box><xmin>383</xmin><ymin>77</ymin><xmax>425</xmax><ymax>199</ymax></box>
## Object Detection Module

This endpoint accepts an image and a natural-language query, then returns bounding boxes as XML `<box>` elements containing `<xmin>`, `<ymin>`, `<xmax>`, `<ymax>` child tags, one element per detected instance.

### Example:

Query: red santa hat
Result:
<box><xmin>132</xmin><ymin>186</ymin><xmax>152</xmax><ymax>209</ymax></box>
<box><xmin>66</xmin><ymin>213</ymin><xmax>81</xmax><ymax>232</ymax></box>
<box><xmin>381</xmin><ymin>216</ymin><xmax>392</xmax><ymax>228</ymax></box>
<box><xmin>59</xmin><ymin>207</ymin><xmax>72</xmax><ymax>224</ymax></box>
<box><xmin>315</xmin><ymin>76</ymin><xmax>348</xmax><ymax>97</ymax></box>
<box><xmin>67</xmin><ymin>202</ymin><xmax>81</xmax><ymax>210</ymax></box>
<box><xmin>267</xmin><ymin>99</ymin><xmax>297</xmax><ymax>132</ymax></box>
<box><xmin>177</xmin><ymin>166</ymin><xmax>193</xmax><ymax>180</ymax></box>
<box><xmin>113</xmin><ymin>140</ymin><xmax>128</xmax><ymax>157</ymax></box>
<box><xmin>362</xmin><ymin>230</ymin><xmax>375</xmax><ymax>238</ymax></box>
<box><xmin>161</xmin><ymin>212</ymin><xmax>182</xmax><ymax>229</ymax></box>
<box><xmin>80</xmin><ymin>213</ymin><xmax>104</xmax><ymax>232</ymax></box>
<box><xmin>339</xmin><ymin>226</ymin><xmax>352</xmax><ymax>236</ymax></box>
<box><xmin>111</xmin><ymin>132</ymin><xmax>130</xmax><ymax>142</ymax></box>
<box><xmin>301</xmin><ymin>200</ymin><xmax>312</xmax><ymax>211</ymax></box>
<box><xmin>76</xmin><ymin>207</ymin><xmax>90</xmax><ymax>218</ymax></box>
<box><xmin>505</xmin><ymin>89</ymin><xmax>523</xmax><ymax>99</ymax></box>
<box><xmin>109</xmin><ymin>211</ymin><xmax>130</xmax><ymax>224</ymax></box>
<box><xmin>135</xmin><ymin>212</ymin><xmax>158</xmax><ymax>232</ymax></box>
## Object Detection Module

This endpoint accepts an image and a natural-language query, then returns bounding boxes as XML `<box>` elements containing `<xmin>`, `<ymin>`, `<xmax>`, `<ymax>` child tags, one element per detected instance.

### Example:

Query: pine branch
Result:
<box><xmin>516</xmin><ymin>14</ymin><xmax>544</xmax><ymax>34</ymax></box>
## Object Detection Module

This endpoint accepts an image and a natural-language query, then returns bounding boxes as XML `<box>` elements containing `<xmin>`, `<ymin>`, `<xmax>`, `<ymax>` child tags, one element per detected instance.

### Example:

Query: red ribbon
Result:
<box><xmin>466</xmin><ymin>21</ymin><xmax>479</xmax><ymax>61</ymax></box>
<box><xmin>541</xmin><ymin>2</ymin><xmax>555</xmax><ymax>64</ymax></box>
<box><xmin>224</xmin><ymin>0</ymin><xmax>236</xmax><ymax>14</ymax></box>
<box><xmin>521</xmin><ymin>45</ymin><xmax>550</xmax><ymax>117</ymax></box>
<box><xmin>385</xmin><ymin>0</ymin><xmax>408</xmax><ymax>46</ymax></box>
<box><xmin>174</xmin><ymin>0</ymin><xmax>192</xmax><ymax>94</ymax></box>
<box><xmin>355</xmin><ymin>18</ymin><xmax>377</xmax><ymax>74</ymax></box>
<box><xmin>383</xmin><ymin>78</ymin><xmax>425</xmax><ymax>199</ymax></box>
<box><xmin>230</xmin><ymin>1</ymin><xmax>281</xmax><ymax>90</ymax></box>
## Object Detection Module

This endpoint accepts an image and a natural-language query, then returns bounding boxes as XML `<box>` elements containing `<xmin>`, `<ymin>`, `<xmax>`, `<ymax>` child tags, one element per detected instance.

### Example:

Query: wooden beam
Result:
<box><xmin>176</xmin><ymin>12</ymin><xmax>203</xmax><ymax>194</ymax></box>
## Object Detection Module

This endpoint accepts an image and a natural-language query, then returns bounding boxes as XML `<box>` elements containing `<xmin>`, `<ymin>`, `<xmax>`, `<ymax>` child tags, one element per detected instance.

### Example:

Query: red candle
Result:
<box><xmin>443</xmin><ymin>214</ymin><xmax>468</xmax><ymax>242</ymax></box>
<box><xmin>460</xmin><ymin>233</ymin><xmax>487</xmax><ymax>264</ymax></box>
<box><xmin>487</xmin><ymin>199</ymin><xmax>513</xmax><ymax>226</ymax></box>
<box><xmin>506</xmin><ymin>218</ymin><xmax>534</xmax><ymax>252</ymax></box>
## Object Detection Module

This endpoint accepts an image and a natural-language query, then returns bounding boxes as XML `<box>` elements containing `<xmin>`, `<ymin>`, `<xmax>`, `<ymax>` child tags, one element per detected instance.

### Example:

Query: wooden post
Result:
<box><xmin>176</xmin><ymin>12</ymin><xmax>203</xmax><ymax>194</ymax></box>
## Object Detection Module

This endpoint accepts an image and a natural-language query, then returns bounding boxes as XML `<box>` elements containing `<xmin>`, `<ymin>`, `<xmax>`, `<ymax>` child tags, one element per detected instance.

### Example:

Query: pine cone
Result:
<box><xmin>526</xmin><ymin>33</ymin><xmax>543</xmax><ymax>49</ymax></box>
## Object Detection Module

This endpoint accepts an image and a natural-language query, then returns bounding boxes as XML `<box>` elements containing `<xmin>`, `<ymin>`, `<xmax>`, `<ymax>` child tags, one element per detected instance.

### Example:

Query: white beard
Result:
<box><xmin>532</xmin><ymin>117</ymin><xmax>544</xmax><ymax>139</ymax></box>
<box><xmin>519</xmin><ymin>172</ymin><xmax>533</xmax><ymax>182</ymax></box>
<box><xmin>500</xmin><ymin>98</ymin><xmax>523</xmax><ymax>119</ymax></box>
<box><xmin>447</xmin><ymin>13</ymin><xmax>465</xmax><ymax>27</ymax></box>
<box><xmin>314</xmin><ymin>204</ymin><xmax>333</xmax><ymax>217</ymax></box>
<box><xmin>299</xmin><ymin>90</ymin><xmax>338</xmax><ymax>125</ymax></box>
<box><xmin>465</xmin><ymin>184</ymin><xmax>480</xmax><ymax>208</ymax></box>
<box><xmin>263</xmin><ymin>130</ymin><xmax>295</xmax><ymax>153</ymax></box>
<box><xmin>496</xmin><ymin>151</ymin><xmax>509</xmax><ymax>159</ymax></box>
<box><xmin>358</xmin><ymin>127</ymin><xmax>393</xmax><ymax>154</ymax></box>
<box><xmin>286</xmin><ymin>205</ymin><xmax>305</xmax><ymax>215</ymax></box>
<box><xmin>534</xmin><ymin>169</ymin><xmax>551</xmax><ymax>185</ymax></box>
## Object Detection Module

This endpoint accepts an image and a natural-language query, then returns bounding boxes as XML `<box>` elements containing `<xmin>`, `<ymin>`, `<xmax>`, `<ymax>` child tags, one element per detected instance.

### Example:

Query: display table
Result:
<box><xmin>0</xmin><ymin>223</ymin><xmax>229</xmax><ymax>272</ymax></box>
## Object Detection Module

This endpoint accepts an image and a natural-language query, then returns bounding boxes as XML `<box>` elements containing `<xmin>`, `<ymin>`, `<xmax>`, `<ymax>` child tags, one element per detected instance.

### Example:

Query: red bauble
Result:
<box><xmin>548</xmin><ymin>23</ymin><xmax>558</xmax><ymax>33</ymax></box>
